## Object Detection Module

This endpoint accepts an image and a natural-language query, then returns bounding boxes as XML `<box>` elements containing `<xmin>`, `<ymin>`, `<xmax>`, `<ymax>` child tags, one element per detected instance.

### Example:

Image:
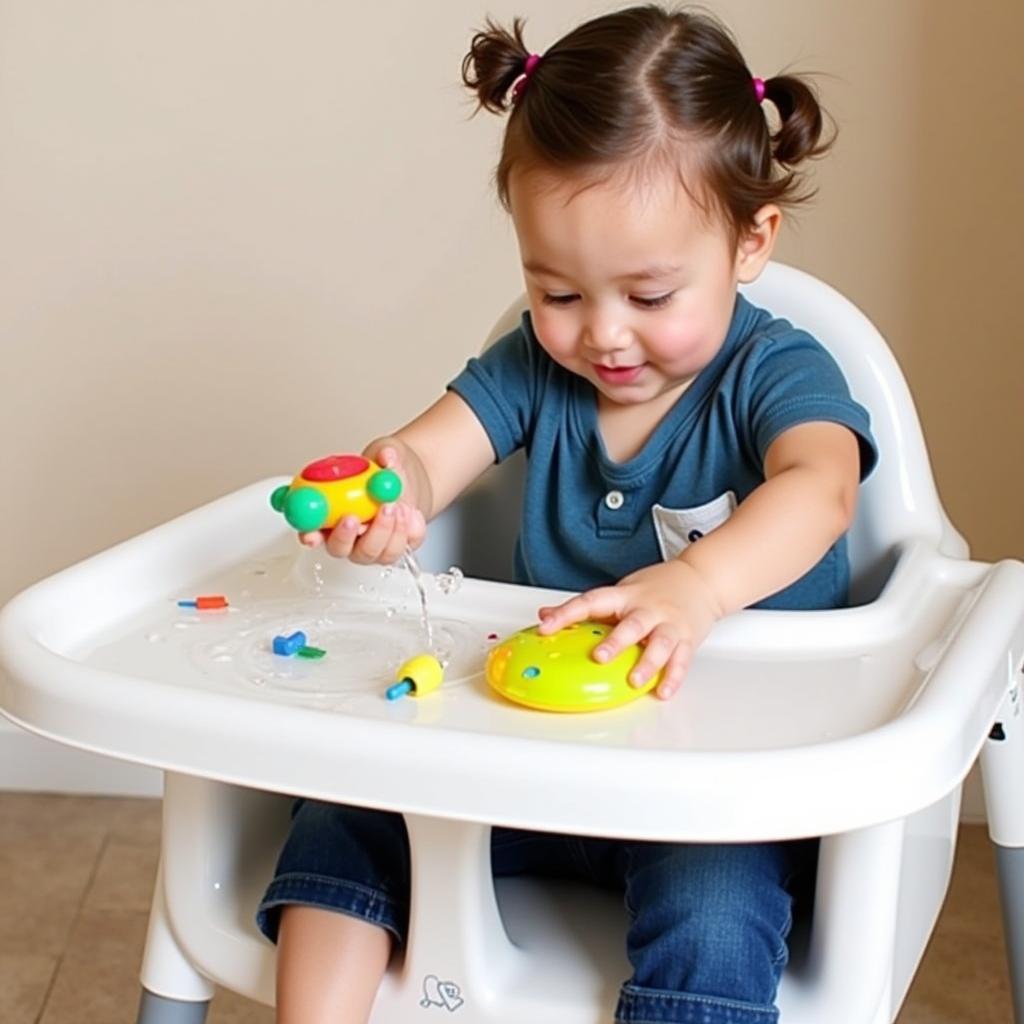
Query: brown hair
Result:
<box><xmin>461</xmin><ymin>5</ymin><xmax>834</xmax><ymax>244</ymax></box>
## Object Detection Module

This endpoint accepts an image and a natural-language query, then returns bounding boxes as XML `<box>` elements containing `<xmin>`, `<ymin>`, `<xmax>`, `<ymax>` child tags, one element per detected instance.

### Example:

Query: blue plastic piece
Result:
<box><xmin>177</xmin><ymin>600</ymin><xmax>197</xmax><ymax>608</ymax></box>
<box><xmin>385</xmin><ymin>679</ymin><xmax>414</xmax><ymax>701</ymax></box>
<box><xmin>273</xmin><ymin>631</ymin><xmax>307</xmax><ymax>657</ymax></box>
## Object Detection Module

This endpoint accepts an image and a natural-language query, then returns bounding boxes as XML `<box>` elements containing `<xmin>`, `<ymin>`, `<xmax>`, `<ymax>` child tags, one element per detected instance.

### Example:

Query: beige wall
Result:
<box><xmin>1</xmin><ymin>0</ymin><xmax>1021</xmax><ymax>611</ymax></box>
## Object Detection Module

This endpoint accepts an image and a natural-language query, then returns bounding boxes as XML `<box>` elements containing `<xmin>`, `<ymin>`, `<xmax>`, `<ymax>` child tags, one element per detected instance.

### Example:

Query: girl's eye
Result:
<box><xmin>631</xmin><ymin>292</ymin><xmax>675</xmax><ymax>309</ymax></box>
<box><xmin>542</xmin><ymin>293</ymin><xmax>579</xmax><ymax>306</ymax></box>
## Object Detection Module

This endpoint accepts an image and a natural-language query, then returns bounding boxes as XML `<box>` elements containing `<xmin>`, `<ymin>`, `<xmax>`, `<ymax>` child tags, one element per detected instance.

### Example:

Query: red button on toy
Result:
<box><xmin>301</xmin><ymin>454</ymin><xmax>370</xmax><ymax>482</ymax></box>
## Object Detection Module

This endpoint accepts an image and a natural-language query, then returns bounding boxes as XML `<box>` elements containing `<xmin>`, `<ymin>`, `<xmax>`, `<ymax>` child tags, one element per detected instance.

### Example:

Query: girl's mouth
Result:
<box><xmin>593</xmin><ymin>363</ymin><xmax>645</xmax><ymax>385</ymax></box>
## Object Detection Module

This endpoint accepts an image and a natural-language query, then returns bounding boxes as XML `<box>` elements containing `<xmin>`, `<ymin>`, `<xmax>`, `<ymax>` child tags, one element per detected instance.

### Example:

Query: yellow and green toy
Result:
<box><xmin>486</xmin><ymin>621</ymin><xmax>662</xmax><ymax>713</ymax></box>
<box><xmin>386</xmin><ymin>654</ymin><xmax>444</xmax><ymax>701</ymax></box>
<box><xmin>270</xmin><ymin>454</ymin><xmax>402</xmax><ymax>533</ymax></box>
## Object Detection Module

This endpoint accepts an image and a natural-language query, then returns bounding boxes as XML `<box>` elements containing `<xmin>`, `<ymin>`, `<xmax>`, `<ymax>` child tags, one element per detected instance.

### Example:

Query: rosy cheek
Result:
<box><xmin>531</xmin><ymin>313</ymin><xmax>572</xmax><ymax>357</ymax></box>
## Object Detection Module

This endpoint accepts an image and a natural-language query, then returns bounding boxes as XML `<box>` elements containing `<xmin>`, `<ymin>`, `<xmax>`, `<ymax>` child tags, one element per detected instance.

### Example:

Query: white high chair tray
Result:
<box><xmin>2</xmin><ymin>479</ymin><xmax>1022</xmax><ymax>843</ymax></box>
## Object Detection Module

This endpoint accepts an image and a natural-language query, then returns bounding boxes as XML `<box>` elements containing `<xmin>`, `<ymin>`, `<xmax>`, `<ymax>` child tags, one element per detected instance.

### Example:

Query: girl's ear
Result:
<box><xmin>735</xmin><ymin>204</ymin><xmax>782</xmax><ymax>283</ymax></box>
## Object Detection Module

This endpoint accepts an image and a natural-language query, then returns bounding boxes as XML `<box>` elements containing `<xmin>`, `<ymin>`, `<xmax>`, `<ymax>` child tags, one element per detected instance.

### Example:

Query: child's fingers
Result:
<box><xmin>594</xmin><ymin>611</ymin><xmax>657</xmax><ymax>665</ymax></box>
<box><xmin>536</xmin><ymin>597</ymin><xmax>586</xmax><ymax>634</ymax></box>
<box><xmin>350</xmin><ymin>503</ymin><xmax>399</xmax><ymax>564</ymax></box>
<box><xmin>379</xmin><ymin>504</ymin><xmax>412</xmax><ymax>563</ymax></box>
<box><xmin>298</xmin><ymin>530</ymin><xmax>324</xmax><ymax>548</ymax></box>
<box><xmin>655</xmin><ymin>643</ymin><xmax>693</xmax><ymax>700</ymax></box>
<box><xmin>376</xmin><ymin>445</ymin><xmax>400</xmax><ymax>470</ymax></box>
<box><xmin>404</xmin><ymin>506</ymin><xmax>427</xmax><ymax>549</ymax></box>
<box><xmin>625</xmin><ymin>624</ymin><xmax>677</xmax><ymax>685</ymax></box>
<box><xmin>537</xmin><ymin>587</ymin><xmax>621</xmax><ymax>635</ymax></box>
<box><xmin>324</xmin><ymin>515</ymin><xmax>361</xmax><ymax>559</ymax></box>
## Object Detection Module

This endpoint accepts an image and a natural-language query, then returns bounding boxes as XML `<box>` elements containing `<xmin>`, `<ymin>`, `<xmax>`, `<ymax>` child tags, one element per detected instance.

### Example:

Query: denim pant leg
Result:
<box><xmin>256</xmin><ymin>799</ymin><xmax>411</xmax><ymax>944</ymax></box>
<box><xmin>616</xmin><ymin>840</ymin><xmax>810</xmax><ymax>1024</ymax></box>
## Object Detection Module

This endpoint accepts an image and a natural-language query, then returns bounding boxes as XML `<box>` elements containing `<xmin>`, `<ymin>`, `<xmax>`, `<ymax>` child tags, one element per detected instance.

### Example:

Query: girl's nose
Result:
<box><xmin>584</xmin><ymin>311</ymin><xmax>629</xmax><ymax>352</ymax></box>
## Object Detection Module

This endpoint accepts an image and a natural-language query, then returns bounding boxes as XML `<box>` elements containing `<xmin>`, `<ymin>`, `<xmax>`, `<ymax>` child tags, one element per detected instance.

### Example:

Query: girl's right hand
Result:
<box><xmin>298</xmin><ymin>445</ymin><xmax>427</xmax><ymax>564</ymax></box>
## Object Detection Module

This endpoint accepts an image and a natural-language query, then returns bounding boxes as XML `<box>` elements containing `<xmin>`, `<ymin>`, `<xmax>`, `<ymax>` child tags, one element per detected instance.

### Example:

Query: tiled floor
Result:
<box><xmin>0</xmin><ymin>793</ymin><xmax>1012</xmax><ymax>1023</ymax></box>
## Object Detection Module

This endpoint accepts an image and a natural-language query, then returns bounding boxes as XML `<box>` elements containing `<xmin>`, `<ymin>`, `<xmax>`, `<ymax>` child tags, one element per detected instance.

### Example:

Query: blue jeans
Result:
<box><xmin>257</xmin><ymin>801</ymin><xmax>814</xmax><ymax>1023</ymax></box>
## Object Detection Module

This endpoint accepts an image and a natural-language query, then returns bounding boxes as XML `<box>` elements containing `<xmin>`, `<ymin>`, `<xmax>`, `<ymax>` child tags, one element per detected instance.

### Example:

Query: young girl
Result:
<box><xmin>258</xmin><ymin>6</ymin><xmax>877</xmax><ymax>1022</ymax></box>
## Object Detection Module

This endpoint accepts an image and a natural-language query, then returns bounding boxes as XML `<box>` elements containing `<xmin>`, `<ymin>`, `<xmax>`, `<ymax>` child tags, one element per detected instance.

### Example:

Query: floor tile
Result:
<box><xmin>85</xmin><ymin>840</ymin><xmax>160</xmax><ymax>914</ymax></box>
<box><xmin>0</xmin><ymin>832</ymin><xmax>105</xmax><ymax>956</ymax></box>
<box><xmin>208</xmin><ymin>986</ymin><xmax>275</xmax><ymax>1023</ymax></box>
<box><xmin>102</xmin><ymin>797</ymin><xmax>163</xmax><ymax>849</ymax></box>
<box><xmin>0</xmin><ymin>951</ymin><xmax>58</xmax><ymax>1024</ymax></box>
<box><xmin>0</xmin><ymin>792</ymin><xmax>113</xmax><ymax>843</ymax></box>
<box><xmin>39</xmin><ymin>907</ymin><xmax>149</xmax><ymax>1024</ymax></box>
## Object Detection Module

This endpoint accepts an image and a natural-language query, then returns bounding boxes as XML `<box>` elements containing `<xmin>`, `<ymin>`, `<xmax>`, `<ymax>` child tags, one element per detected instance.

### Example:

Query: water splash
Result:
<box><xmin>436</xmin><ymin>566</ymin><xmax>464</xmax><ymax>596</ymax></box>
<box><xmin>402</xmin><ymin>548</ymin><xmax>433</xmax><ymax>649</ymax></box>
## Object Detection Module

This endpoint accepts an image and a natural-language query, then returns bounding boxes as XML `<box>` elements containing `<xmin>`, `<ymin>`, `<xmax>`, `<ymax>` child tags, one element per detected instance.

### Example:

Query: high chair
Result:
<box><xmin>2</xmin><ymin>262</ymin><xmax>1024</xmax><ymax>1024</ymax></box>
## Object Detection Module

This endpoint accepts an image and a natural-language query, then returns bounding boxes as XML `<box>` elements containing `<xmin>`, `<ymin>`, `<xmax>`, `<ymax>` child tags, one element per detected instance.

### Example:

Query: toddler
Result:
<box><xmin>258</xmin><ymin>6</ymin><xmax>877</xmax><ymax>1023</ymax></box>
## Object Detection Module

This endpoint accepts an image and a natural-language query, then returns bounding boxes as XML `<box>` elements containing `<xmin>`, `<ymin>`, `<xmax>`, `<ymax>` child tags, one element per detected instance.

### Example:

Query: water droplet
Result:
<box><xmin>146</xmin><ymin>632</ymin><xmax>164</xmax><ymax>643</ymax></box>
<box><xmin>173</xmin><ymin>621</ymin><xmax>190</xmax><ymax>630</ymax></box>
<box><xmin>437</xmin><ymin>566</ymin><xmax>464</xmax><ymax>595</ymax></box>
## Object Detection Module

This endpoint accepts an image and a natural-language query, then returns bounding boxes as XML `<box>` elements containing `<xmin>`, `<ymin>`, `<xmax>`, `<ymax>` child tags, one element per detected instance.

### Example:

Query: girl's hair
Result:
<box><xmin>461</xmin><ymin>4</ymin><xmax>833</xmax><ymax>243</ymax></box>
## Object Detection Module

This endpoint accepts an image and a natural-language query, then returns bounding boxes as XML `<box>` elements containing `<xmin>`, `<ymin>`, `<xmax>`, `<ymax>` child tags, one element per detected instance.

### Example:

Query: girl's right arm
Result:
<box><xmin>310</xmin><ymin>391</ymin><xmax>497</xmax><ymax>563</ymax></box>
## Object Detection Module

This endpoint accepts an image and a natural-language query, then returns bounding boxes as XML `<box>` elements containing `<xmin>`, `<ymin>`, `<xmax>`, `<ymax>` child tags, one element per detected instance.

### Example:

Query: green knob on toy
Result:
<box><xmin>270</xmin><ymin>485</ymin><xmax>290</xmax><ymax>512</ymax></box>
<box><xmin>282</xmin><ymin>487</ymin><xmax>329</xmax><ymax>532</ymax></box>
<box><xmin>367</xmin><ymin>468</ymin><xmax>402</xmax><ymax>504</ymax></box>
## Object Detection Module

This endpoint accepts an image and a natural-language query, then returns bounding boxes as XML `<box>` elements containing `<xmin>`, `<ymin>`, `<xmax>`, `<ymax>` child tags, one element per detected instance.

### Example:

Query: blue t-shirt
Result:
<box><xmin>448</xmin><ymin>295</ymin><xmax>877</xmax><ymax>610</ymax></box>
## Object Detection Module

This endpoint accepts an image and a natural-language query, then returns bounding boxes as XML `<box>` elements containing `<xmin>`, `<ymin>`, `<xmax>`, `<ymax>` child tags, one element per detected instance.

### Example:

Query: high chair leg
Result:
<box><xmin>136</xmin><ymin>857</ymin><xmax>214</xmax><ymax>1023</ymax></box>
<box><xmin>979</xmin><ymin>661</ymin><xmax>1024</xmax><ymax>1024</ymax></box>
<box><xmin>136</xmin><ymin>989</ymin><xmax>209</xmax><ymax>1024</ymax></box>
<box><xmin>995</xmin><ymin>848</ymin><xmax>1024</xmax><ymax>1024</ymax></box>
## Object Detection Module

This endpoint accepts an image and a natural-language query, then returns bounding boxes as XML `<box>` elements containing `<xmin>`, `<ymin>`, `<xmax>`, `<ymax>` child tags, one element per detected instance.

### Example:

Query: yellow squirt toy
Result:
<box><xmin>386</xmin><ymin>655</ymin><xmax>444</xmax><ymax>701</ymax></box>
<box><xmin>486</xmin><ymin>621</ymin><xmax>662</xmax><ymax>712</ymax></box>
<box><xmin>270</xmin><ymin>454</ymin><xmax>402</xmax><ymax>533</ymax></box>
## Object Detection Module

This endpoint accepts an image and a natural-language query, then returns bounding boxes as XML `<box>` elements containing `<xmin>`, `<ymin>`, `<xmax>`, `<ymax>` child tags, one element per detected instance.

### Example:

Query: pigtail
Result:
<box><xmin>462</xmin><ymin>17</ymin><xmax>532</xmax><ymax>113</ymax></box>
<box><xmin>762</xmin><ymin>74</ymin><xmax>835</xmax><ymax>166</ymax></box>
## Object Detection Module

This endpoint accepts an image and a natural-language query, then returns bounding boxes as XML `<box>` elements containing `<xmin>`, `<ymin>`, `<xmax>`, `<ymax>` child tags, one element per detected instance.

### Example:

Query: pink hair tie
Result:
<box><xmin>752</xmin><ymin>77</ymin><xmax>766</xmax><ymax>104</ymax></box>
<box><xmin>513</xmin><ymin>52</ymin><xmax>543</xmax><ymax>101</ymax></box>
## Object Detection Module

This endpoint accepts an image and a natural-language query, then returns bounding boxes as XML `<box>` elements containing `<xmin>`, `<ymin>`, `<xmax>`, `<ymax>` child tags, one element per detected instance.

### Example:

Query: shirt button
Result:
<box><xmin>604</xmin><ymin>490</ymin><xmax>624</xmax><ymax>510</ymax></box>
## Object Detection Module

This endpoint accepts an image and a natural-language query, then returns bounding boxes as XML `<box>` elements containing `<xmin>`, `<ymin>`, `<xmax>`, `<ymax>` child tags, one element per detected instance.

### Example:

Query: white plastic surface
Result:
<box><xmin>2</xmin><ymin>490</ymin><xmax>1019</xmax><ymax>1022</ymax></box>
<box><xmin>1</xmin><ymin>481</ymin><xmax>1022</xmax><ymax>843</ymax></box>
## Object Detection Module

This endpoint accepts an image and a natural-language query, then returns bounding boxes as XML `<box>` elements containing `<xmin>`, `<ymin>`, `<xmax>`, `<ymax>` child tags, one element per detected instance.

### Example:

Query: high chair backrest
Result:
<box><xmin>471</xmin><ymin>262</ymin><xmax>965</xmax><ymax>604</ymax></box>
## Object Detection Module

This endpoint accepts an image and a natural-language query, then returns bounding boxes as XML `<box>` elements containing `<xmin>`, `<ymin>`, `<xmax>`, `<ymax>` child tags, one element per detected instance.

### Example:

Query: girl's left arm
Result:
<box><xmin>537</xmin><ymin>421</ymin><xmax>862</xmax><ymax>699</ymax></box>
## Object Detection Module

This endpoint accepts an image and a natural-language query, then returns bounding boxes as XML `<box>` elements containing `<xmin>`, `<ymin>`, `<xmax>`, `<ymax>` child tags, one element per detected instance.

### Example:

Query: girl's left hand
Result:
<box><xmin>536</xmin><ymin>560</ymin><xmax>724</xmax><ymax>701</ymax></box>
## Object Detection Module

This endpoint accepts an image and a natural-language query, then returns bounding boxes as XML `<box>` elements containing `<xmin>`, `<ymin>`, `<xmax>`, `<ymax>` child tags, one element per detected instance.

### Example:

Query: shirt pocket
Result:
<box><xmin>651</xmin><ymin>491</ymin><xmax>737</xmax><ymax>561</ymax></box>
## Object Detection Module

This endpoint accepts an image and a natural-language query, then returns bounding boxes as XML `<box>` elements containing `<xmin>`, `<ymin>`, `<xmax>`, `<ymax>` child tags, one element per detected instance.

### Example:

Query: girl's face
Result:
<box><xmin>509</xmin><ymin>165</ymin><xmax>778</xmax><ymax>409</ymax></box>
